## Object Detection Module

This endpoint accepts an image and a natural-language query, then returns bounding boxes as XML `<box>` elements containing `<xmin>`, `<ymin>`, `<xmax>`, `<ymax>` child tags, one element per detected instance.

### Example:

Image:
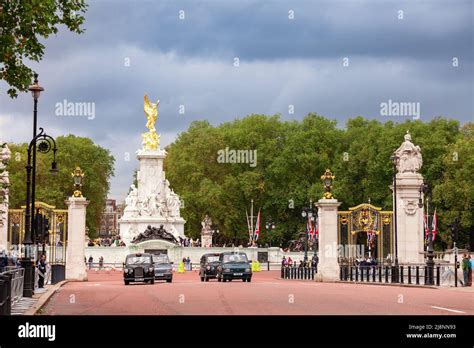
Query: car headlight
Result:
<box><xmin>224</xmin><ymin>268</ymin><xmax>230</xmax><ymax>272</ymax></box>
<box><xmin>245</xmin><ymin>268</ymin><xmax>250</xmax><ymax>272</ymax></box>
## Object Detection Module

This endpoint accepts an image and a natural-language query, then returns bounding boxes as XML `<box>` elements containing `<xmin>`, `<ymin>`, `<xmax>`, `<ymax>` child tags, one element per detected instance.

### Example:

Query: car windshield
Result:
<box><xmin>222</xmin><ymin>253</ymin><xmax>248</xmax><ymax>263</ymax></box>
<box><xmin>126</xmin><ymin>256</ymin><xmax>151</xmax><ymax>265</ymax></box>
<box><xmin>153</xmin><ymin>255</ymin><xmax>170</xmax><ymax>264</ymax></box>
<box><xmin>206</xmin><ymin>256</ymin><xmax>219</xmax><ymax>263</ymax></box>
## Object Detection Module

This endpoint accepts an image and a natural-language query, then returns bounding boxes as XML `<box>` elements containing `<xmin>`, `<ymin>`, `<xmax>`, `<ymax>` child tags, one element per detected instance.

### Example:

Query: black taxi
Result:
<box><xmin>123</xmin><ymin>253</ymin><xmax>155</xmax><ymax>285</ymax></box>
<box><xmin>199</xmin><ymin>253</ymin><xmax>221</xmax><ymax>281</ymax></box>
<box><xmin>217</xmin><ymin>251</ymin><xmax>252</xmax><ymax>282</ymax></box>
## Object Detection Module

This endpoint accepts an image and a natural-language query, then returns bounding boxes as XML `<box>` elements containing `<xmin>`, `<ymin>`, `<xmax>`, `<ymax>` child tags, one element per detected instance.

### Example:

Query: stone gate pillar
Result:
<box><xmin>65</xmin><ymin>196</ymin><xmax>89</xmax><ymax>281</ymax></box>
<box><xmin>391</xmin><ymin>131</ymin><xmax>425</xmax><ymax>264</ymax></box>
<box><xmin>316</xmin><ymin>198</ymin><xmax>341</xmax><ymax>282</ymax></box>
<box><xmin>391</xmin><ymin>173</ymin><xmax>424</xmax><ymax>264</ymax></box>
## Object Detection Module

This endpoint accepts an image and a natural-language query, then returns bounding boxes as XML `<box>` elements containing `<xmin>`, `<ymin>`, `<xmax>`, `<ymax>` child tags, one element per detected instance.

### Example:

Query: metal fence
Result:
<box><xmin>339</xmin><ymin>264</ymin><xmax>453</xmax><ymax>286</ymax></box>
<box><xmin>0</xmin><ymin>267</ymin><xmax>25</xmax><ymax>315</ymax></box>
<box><xmin>281</xmin><ymin>266</ymin><xmax>317</xmax><ymax>280</ymax></box>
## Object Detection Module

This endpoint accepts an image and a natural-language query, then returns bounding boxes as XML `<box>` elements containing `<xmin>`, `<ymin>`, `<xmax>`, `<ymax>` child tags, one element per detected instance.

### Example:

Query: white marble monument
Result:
<box><xmin>0</xmin><ymin>143</ymin><xmax>11</xmax><ymax>251</ymax></box>
<box><xmin>391</xmin><ymin>131</ymin><xmax>425</xmax><ymax>264</ymax></box>
<box><xmin>119</xmin><ymin>96</ymin><xmax>186</xmax><ymax>245</ymax></box>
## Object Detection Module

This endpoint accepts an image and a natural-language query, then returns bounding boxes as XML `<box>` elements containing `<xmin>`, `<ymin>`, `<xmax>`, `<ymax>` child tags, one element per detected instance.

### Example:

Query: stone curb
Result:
<box><xmin>23</xmin><ymin>280</ymin><xmax>69</xmax><ymax>315</ymax></box>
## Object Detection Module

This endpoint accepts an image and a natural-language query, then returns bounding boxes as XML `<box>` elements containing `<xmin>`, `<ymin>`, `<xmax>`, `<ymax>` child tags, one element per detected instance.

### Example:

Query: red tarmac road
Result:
<box><xmin>41</xmin><ymin>270</ymin><xmax>473</xmax><ymax>315</ymax></box>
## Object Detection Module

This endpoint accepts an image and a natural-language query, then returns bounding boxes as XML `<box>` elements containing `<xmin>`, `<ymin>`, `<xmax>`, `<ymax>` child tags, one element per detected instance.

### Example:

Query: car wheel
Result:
<box><xmin>217</xmin><ymin>276</ymin><xmax>221</xmax><ymax>282</ymax></box>
<box><xmin>200</xmin><ymin>276</ymin><xmax>204</xmax><ymax>282</ymax></box>
<box><xmin>124</xmin><ymin>280</ymin><xmax>129</xmax><ymax>285</ymax></box>
<box><xmin>150</xmin><ymin>279</ymin><xmax>155</xmax><ymax>285</ymax></box>
<box><xmin>247</xmin><ymin>278</ymin><xmax>252</xmax><ymax>282</ymax></box>
<box><xmin>228</xmin><ymin>278</ymin><xmax>232</xmax><ymax>282</ymax></box>
<box><xmin>222</xmin><ymin>277</ymin><xmax>226</xmax><ymax>282</ymax></box>
<box><xmin>242</xmin><ymin>279</ymin><xmax>246</xmax><ymax>282</ymax></box>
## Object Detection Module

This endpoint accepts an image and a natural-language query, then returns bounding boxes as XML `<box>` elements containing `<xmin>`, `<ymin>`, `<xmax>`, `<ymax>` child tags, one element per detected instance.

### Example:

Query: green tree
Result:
<box><xmin>164</xmin><ymin>114</ymin><xmax>469</xmax><ymax>249</ymax></box>
<box><xmin>432</xmin><ymin>123</ymin><xmax>474</xmax><ymax>250</ymax></box>
<box><xmin>0</xmin><ymin>0</ymin><xmax>87</xmax><ymax>97</ymax></box>
<box><xmin>7</xmin><ymin>135</ymin><xmax>115</xmax><ymax>239</ymax></box>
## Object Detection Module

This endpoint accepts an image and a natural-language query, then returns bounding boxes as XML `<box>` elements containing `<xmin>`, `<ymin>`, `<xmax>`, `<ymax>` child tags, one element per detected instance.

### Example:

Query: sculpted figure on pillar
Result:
<box><xmin>393</xmin><ymin>131</ymin><xmax>422</xmax><ymax>174</ymax></box>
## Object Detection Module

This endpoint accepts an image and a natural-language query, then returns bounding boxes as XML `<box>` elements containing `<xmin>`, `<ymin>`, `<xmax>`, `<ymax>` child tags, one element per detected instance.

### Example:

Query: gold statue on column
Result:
<box><xmin>142</xmin><ymin>95</ymin><xmax>160</xmax><ymax>150</ymax></box>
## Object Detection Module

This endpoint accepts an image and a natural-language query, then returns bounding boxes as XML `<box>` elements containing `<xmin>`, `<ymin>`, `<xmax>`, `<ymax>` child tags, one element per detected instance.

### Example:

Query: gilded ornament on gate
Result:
<box><xmin>142</xmin><ymin>95</ymin><xmax>160</xmax><ymax>150</ymax></box>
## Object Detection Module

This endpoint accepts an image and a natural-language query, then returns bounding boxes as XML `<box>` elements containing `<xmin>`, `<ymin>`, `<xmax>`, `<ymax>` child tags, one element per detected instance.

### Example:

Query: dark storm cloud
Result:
<box><xmin>0</xmin><ymin>0</ymin><xmax>472</xmax><ymax>199</ymax></box>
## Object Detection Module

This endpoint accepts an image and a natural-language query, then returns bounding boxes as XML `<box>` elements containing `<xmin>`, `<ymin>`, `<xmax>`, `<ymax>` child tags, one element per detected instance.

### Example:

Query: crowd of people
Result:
<box><xmin>0</xmin><ymin>251</ymin><xmax>21</xmax><ymax>272</ymax></box>
<box><xmin>281</xmin><ymin>256</ymin><xmax>318</xmax><ymax>269</ymax></box>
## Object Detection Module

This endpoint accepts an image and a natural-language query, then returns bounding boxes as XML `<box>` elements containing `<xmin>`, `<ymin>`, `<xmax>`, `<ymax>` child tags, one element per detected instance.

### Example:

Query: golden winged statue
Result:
<box><xmin>142</xmin><ymin>95</ymin><xmax>160</xmax><ymax>150</ymax></box>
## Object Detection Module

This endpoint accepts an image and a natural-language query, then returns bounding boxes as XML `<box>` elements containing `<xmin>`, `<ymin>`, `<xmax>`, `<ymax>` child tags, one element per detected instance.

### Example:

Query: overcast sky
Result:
<box><xmin>0</xmin><ymin>0</ymin><xmax>472</xmax><ymax>201</ymax></box>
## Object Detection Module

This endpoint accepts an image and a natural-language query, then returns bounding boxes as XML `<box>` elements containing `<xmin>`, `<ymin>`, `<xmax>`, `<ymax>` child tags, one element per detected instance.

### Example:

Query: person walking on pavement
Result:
<box><xmin>461</xmin><ymin>254</ymin><xmax>469</xmax><ymax>286</ymax></box>
<box><xmin>99</xmin><ymin>256</ymin><xmax>104</xmax><ymax>270</ymax></box>
<box><xmin>88</xmin><ymin>255</ymin><xmax>94</xmax><ymax>270</ymax></box>
<box><xmin>37</xmin><ymin>254</ymin><xmax>47</xmax><ymax>288</ymax></box>
<box><xmin>467</xmin><ymin>255</ymin><xmax>472</xmax><ymax>287</ymax></box>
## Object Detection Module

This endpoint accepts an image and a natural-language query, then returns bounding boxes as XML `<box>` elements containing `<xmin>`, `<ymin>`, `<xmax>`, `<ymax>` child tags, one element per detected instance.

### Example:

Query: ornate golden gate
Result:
<box><xmin>8</xmin><ymin>201</ymin><xmax>68</xmax><ymax>263</ymax></box>
<box><xmin>338</xmin><ymin>203</ymin><xmax>393</xmax><ymax>263</ymax></box>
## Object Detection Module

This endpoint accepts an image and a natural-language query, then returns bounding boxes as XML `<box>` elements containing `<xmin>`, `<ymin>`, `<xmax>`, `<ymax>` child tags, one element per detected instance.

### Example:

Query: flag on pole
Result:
<box><xmin>431</xmin><ymin>209</ymin><xmax>437</xmax><ymax>241</ymax></box>
<box><xmin>424</xmin><ymin>214</ymin><xmax>429</xmax><ymax>237</ymax></box>
<box><xmin>315</xmin><ymin>216</ymin><xmax>319</xmax><ymax>238</ymax></box>
<box><xmin>254</xmin><ymin>209</ymin><xmax>261</xmax><ymax>241</ymax></box>
<box><xmin>246</xmin><ymin>209</ymin><xmax>252</xmax><ymax>241</ymax></box>
<box><xmin>307</xmin><ymin>216</ymin><xmax>314</xmax><ymax>240</ymax></box>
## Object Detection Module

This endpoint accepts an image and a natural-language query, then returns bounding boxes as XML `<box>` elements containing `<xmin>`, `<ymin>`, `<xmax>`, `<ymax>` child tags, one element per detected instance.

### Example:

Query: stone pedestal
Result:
<box><xmin>65</xmin><ymin>196</ymin><xmax>89</xmax><ymax>281</ymax></box>
<box><xmin>316</xmin><ymin>198</ymin><xmax>341</xmax><ymax>282</ymax></box>
<box><xmin>201</xmin><ymin>233</ymin><xmax>212</xmax><ymax>248</ymax></box>
<box><xmin>391</xmin><ymin>173</ymin><xmax>424</xmax><ymax>264</ymax></box>
<box><xmin>119</xmin><ymin>148</ymin><xmax>186</xmax><ymax>245</ymax></box>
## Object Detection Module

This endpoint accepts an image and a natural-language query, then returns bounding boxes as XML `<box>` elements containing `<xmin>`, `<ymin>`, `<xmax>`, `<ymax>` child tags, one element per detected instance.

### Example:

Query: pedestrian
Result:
<box><xmin>186</xmin><ymin>256</ymin><xmax>191</xmax><ymax>271</ymax></box>
<box><xmin>468</xmin><ymin>255</ymin><xmax>472</xmax><ymax>287</ymax></box>
<box><xmin>88</xmin><ymin>255</ymin><xmax>94</xmax><ymax>270</ymax></box>
<box><xmin>461</xmin><ymin>254</ymin><xmax>469</xmax><ymax>286</ymax></box>
<box><xmin>99</xmin><ymin>256</ymin><xmax>104</xmax><ymax>270</ymax></box>
<box><xmin>37</xmin><ymin>254</ymin><xmax>47</xmax><ymax>288</ymax></box>
<box><xmin>288</xmin><ymin>257</ymin><xmax>293</xmax><ymax>266</ymax></box>
<box><xmin>281</xmin><ymin>256</ymin><xmax>287</xmax><ymax>268</ymax></box>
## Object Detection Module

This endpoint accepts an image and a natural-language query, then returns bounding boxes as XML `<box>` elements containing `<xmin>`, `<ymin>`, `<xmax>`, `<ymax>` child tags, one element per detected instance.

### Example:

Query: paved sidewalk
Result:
<box><xmin>11</xmin><ymin>281</ymin><xmax>68</xmax><ymax>315</ymax></box>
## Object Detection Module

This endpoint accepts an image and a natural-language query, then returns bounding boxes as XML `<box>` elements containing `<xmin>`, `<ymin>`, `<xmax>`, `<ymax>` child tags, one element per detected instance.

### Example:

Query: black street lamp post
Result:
<box><xmin>390</xmin><ymin>155</ymin><xmax>399</xmax><ymax>282</ymax></box>
<box><xmin>212</xmin><ymin>228</ymin><xmax>219</xmax><ymax>247</ymax></box>
<box><xmin>22</xmin><ymin>128</ymin><xmax>58</xmax><ymax>297</ymax></box>
<box><xmin>418</xmin><ymin>183</ymin><xmax>434</xmax><ymax>285</ymax></box>
<box><xmin>265</xmin><ymin>221</ymin><xmax>275</xmax><ymax>247</ymax></box>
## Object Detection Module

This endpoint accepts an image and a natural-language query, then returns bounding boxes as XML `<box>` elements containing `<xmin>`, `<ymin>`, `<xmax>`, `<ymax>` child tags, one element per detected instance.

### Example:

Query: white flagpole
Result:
<box><xmin>251</xmin><ymin>199</ymin><xmax>254</xmax><ymax>243</ymax></box>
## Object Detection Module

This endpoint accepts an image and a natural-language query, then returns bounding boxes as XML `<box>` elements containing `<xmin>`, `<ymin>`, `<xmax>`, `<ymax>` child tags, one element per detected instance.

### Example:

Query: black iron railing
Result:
<box><xmin>339</xmin><ymin>264</ymin><xmax>446</xmax><ymax>286</ymax></box>
<box><xmin>281</xmin><ymin>266</ymin><xmax>317</xmax><ymax>280</ymax></box>
<box><xmin>0</xmin><ymin>268</ymin><xmax>25</xmax><ymax>315</ymax></box>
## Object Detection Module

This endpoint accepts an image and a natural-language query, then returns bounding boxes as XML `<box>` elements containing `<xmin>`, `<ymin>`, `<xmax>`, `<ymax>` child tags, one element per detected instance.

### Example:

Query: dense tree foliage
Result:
<box><xmin>7</xmin><ymin>135</ymin><xmax>114</xmax><ymax>238</ymax></box>
<box><xmin>165</xmin><ymin>114</ymin><xmax>472</xmax><ymax>250</ymax></box>
<box><xmin>0</xmin><ymin>0</ymin><xmax>87</xmax><ymax>97</ymax></box>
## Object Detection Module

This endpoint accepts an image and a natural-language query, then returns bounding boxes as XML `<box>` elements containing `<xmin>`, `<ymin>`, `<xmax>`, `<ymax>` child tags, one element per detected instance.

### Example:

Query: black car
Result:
<box><xmin>217</xmin><ymin>252</ymin><xmax>252</xmax><ymax>282</ymax></box>
<box><xmin>123</xmin><ymin>253</ymin><xmax>155</xmax><ymax>285</ymax></box>
<box><xmin>153</xmin><ymin>254</ymin><xmax>173</xmax><ymax>282</ymax></box>
<box><xmin>199</xmin><ymin>253</ymin><xmax>221</xmax><ymax>282</ymax></box>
